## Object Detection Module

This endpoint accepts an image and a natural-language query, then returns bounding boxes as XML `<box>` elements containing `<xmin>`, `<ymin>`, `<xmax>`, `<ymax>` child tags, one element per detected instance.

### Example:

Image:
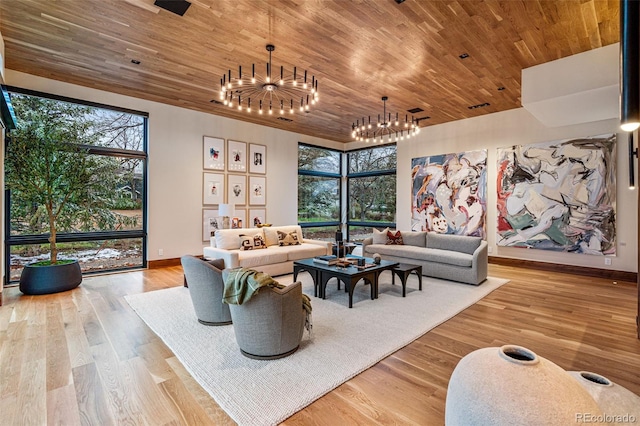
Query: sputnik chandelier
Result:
<box><xmin>219</xmin><ymin>44</ymin><xmax>319</xmax><ymax>115</ymax></box>
<box><xmin>351</xmin><ymin>96</ymin><xmax>420</xmax><ymax>143</ymax></box>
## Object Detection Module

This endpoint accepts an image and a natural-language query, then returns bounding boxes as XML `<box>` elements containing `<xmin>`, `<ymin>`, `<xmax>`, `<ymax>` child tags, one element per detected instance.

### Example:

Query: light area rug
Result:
<box><xmin>125</xmin><ymin>273</ymin><xmax>508</xmax><ymax>426</ymax></box>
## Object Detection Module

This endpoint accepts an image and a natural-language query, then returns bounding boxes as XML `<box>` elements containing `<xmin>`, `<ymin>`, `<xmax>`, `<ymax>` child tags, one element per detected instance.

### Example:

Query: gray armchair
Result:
<box><xmin>222</xmin><ymin>270</ymin><xmax>306</xmax><ymax>360</ymax></box>
<box><xmin>180</xmin><ymin>255</ymin><xmax>232</xmax><ymax>326</ymax></box>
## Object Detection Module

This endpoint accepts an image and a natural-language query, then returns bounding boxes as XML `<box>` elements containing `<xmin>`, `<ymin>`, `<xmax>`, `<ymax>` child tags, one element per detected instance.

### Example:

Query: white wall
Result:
<box><xmin>6</xmin><ymin>70</ymin><xmax>637</xmax><ymax>273</ymax></box>
<box><xmin>6</xmin><ymin>70</ymin><xmax>342</xmax><ymax>262</ymax></box>
<box><xmin>349</xmin><ymin>108</ymin><xmax>637</xmax><ymax>273</ymax></box>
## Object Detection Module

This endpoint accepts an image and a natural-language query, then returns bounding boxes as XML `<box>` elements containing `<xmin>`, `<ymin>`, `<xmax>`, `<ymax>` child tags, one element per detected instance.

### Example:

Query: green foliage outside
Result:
<box><xmin>5</xmin><ymin>95</ymin><xmax>141</xmax><ymax>264</ymax></box>
<box><xmin>348</xmin><ymin>146</ymin><xmax>397</xmax><ymax>223</ymax></box>
<box><xmin>298</xmin><ymin>144</ymin><xmax>397</xmax><ymax>229</ymax></box>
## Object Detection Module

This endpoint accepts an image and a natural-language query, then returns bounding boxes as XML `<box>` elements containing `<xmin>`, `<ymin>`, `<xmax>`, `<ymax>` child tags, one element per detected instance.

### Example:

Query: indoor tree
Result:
<box><xmin>5</xmin><ymin>95</ymin><xmax>123</xmax><ymax>264</ymax></box>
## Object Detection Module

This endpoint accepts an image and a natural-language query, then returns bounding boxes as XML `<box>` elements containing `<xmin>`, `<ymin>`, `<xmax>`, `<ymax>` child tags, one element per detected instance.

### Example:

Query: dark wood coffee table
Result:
<box><xmin>293</xmin><ymin>257</ymin><xmax>399</xmax><ymax>308</ymax></box>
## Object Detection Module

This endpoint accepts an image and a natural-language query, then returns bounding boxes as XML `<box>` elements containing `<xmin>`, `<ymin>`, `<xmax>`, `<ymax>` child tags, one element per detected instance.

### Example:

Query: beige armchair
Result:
<box><xmin>180</xmin><ymin>255</ymin><xmax>232</xmax><ymax>326</ymax></box>
<box><xmin>222</xmin><ymin>269</ymin><xmax>306</xmax><ymax>360</ymax></box>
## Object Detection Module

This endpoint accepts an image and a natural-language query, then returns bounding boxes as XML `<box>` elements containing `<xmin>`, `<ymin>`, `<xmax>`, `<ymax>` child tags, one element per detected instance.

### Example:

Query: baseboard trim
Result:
<box><xmin>148</xmin><ymin>258</ymin><xmax>182</xmax><ymax>269</ymax></box>
<box><xmin>148</xmin><ymin>255</ymin><xmax>205</xmax><ymax>269</ymax></box>
<box><xmin>489</xmin><ymin>256</ymin><xmax>637</xmax><ymax>282</ymax></box>
<box><xmin>150</xmin><ymin>255</ymin><xmax>637</xmax><ymax>281</ymax></box>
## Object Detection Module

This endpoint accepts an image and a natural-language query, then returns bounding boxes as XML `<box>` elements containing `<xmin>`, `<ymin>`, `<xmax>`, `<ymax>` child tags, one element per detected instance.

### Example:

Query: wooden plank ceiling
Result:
<box><xmin>0</xmin><ymin>0</ymin><xmax>620</xmax><ymax>143</ymax></box>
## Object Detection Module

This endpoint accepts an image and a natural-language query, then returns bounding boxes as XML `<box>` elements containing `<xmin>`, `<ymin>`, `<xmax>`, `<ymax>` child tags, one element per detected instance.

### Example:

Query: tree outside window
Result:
<box><xmin>347</xmin><ymin>145</ymin><xmax>397</xmax><ymax>241</ymax></box>
<box><xmin>5</xmin><ymin>90</ymin><xmax>147</xmax><ymax>282</ymax></box>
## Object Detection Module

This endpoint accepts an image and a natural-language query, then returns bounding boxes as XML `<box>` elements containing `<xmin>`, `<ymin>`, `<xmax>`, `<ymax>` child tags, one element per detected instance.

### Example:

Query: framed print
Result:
<box><xmin>249</xmin><ymin>208</ymin><xmax>266</xmax><ymax>227</ymax></box>
<box><xmin>232</xmin><ymin>209</ymin><xmax>246</xmax><ymax>229</ymax></box>
<box><xmin>249</xmin><ymin>143</ymin><xmax>266</xmax><ymax>174</ymax></box>
<box><xmin>202</xmin><ymin>208</ymin><xmax>220</xmax><ymax>242</ymax></box>
<box><xmin>203</xmin><ymin>173</ymin><xmax>224</xmax><ymax>205</ymax></box>
<box><xmin>249</xmin><ymin>176</ymin><xmax>266</xmax><ymax>205</ymax></box>
<box><xmin>227</xmin><ymin>174</ymin><xmax>247</xmax><ymax>205</ymax></box>
<box><xmin>203</xmin><ymin>136</ymin><xmax>225</xmax><ymax>170</ymax></box>
<box><xmin>227</xmin><ymin>140</ymin><xmax>247</xmax><ymax>172</ymax></box>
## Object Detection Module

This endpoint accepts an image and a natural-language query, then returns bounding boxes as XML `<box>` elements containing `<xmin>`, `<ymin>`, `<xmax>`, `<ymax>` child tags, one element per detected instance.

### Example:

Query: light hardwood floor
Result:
<box><xmin>0</xmin><ymin>264</ymin><xmax>638</xmax><ymax>425</ymax></box>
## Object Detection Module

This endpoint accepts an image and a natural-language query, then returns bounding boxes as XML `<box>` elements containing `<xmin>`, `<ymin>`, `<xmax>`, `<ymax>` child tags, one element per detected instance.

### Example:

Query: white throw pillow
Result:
<box><xmin>264</xmin><ymin>225</ymin><xmax>304</xmax><ymax>246</ymax></box>
<box><xmin>215</xmin><ymin>228</ymin><xmax>264</xmax><ymax>250</ymax></box>
<box><xmin>372</xmin><ymin>227</ymin><xmax>390</xmax><ymax>244</ymax></box>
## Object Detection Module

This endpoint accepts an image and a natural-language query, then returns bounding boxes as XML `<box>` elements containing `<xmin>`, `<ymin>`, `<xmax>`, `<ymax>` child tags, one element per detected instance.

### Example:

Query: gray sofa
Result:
<box><xmin>362</xmin><ymin>230</ymin><xmax>488</xmax><ymax>285</ymax></box>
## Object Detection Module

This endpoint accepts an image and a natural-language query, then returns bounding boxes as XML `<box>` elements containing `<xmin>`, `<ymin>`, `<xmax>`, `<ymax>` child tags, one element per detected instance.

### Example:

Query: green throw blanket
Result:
<box><xmin>223</xmin><ymin>268</ymin><xmax>312</xmax><ymax>334</ymax></box>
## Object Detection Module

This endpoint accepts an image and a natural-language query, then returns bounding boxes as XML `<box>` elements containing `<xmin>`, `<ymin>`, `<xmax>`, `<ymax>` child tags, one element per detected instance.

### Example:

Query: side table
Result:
<box><xmin>333</xmin><ymin>242</ymin><xmax>357</xmax><ymax>258</ymax></box>
<box><xmin>390</xmin><ymin>263</ymin><xmax>423</xmax><ymax>297</ymax></box>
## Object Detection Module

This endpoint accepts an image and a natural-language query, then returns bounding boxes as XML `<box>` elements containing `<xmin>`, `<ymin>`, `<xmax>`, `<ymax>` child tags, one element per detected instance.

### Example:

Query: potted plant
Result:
<box><xmin>5</xmin><ymin>95</ymin><xmax>123</xmax><ymax>294</ymax></box>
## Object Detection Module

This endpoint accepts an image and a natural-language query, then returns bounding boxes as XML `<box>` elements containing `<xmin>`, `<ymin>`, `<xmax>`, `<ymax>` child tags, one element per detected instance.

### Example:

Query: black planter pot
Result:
<box><xmin>19</xmin><ymin>260</ymin><xmax>83</xmax><ymax>295</ymax></box>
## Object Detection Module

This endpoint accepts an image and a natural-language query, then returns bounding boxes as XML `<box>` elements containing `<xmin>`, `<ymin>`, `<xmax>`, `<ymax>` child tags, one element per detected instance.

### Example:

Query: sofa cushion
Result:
<box><xmin>386</xmin><ymin>230</ymin><xmax>404</xmax><ymax>245</ymax></box>
<box><xmin>372</xmin><ymin>227</ymin><xmax>390</xmax><ymax>244</ymax></box>
<box><xmin>278</xmin><ymin>230</ymin><xmax>301</xmax><ymax>246</ymax></box>
<box><xmin>215</xmin><ymin>227</ymin><xmax>263</xmax><ymax>250</ymax></box>
<box><xmin>239</xmin><ymin>233</ymin><xmax>267</xmax><ymax>250</ymax></box>
<box><xmin>423</xmin><ymin>248</ymin><xmax>473</xmax><ymax>267</ymax></box>
<box><xmin>426</xmin><ymin>232</ymin><xmax>482</xmax><ymax>254</ymax></box>
<box><xmin>401</xmin><ymin>231</ymin><xmax>427</xmax><ymax>247</ymax></box>
<box><xmin>264</xmin><ymin>225</ymin><xmax>303</xmax><ymax>247</ymax></box>
<box><xmin>365</xmin><ymin>244</ymin><xmax>424</xmax><ymax>258</ymax></box>
<box><xmin>237</xmin><ymin>247</ymin><xmax>288</xmax><ymax>268</ymax></box>
<box><xmin>363</xmin><ymin>244</ymin><xmax>473</xmax><ymax>268</ymax></box>
<box><xmin>283</xmin><ymin>243</ymin><xmax>328</xmax><ymax>261</ymax></box>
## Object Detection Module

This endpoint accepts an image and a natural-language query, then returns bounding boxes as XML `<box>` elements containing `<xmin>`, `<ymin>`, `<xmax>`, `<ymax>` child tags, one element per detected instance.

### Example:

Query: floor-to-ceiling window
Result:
<box><xmin>4</xmin><ymin>88</ymin><xmax>148</xmax><ymax>283</ymax></box>
<box><xmin>297</xmin><ymin>143</ymin><xmax>341</xmax><ymax>240</ymax></box>
<box><xmin>346</xmin><ymin>144</ymin><xmax>396</xmax><ymax>242</ymax></box>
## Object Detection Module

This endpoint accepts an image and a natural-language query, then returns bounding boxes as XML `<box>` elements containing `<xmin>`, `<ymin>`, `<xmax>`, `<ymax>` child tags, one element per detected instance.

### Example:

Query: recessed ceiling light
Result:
<box><xmin>468</xmin><ymin>102</ymin><xmax>490</xmax><ymax>110</ymax></box>
<box><xmin>407</xmin><ymin>107</ymin><xmax>424</xmax><ymax>114</ymax></box>
<box><xmin>277</xmin><ymin>116</ymin><xmax>293</xmax><ymax>122</ymax></box>
<box><xmin>459</xmin><ymin>53</ymin><xmax>469</xmax><ymax>59</ymax></box>
<box><xmin>395</xmin><ymin>0</ymin><xmax>406</xmax><ymax>4</ymax></box>
<box><xmin>131</xmin><ymin>59</ymin><xmax>141</xmax><ymax>65</ymax></box>
<box><xmin>497</xmin><ymin>87</ymin><xmax>505</xmax><ymax>91</ymax></box>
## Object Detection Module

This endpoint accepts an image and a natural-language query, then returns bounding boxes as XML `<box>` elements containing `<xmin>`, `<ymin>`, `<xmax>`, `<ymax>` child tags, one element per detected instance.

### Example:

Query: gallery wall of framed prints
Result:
<box><xmin>201</xmin><ymin>136</ymin><xmax>267</xmax><ymax>240</ymax></box>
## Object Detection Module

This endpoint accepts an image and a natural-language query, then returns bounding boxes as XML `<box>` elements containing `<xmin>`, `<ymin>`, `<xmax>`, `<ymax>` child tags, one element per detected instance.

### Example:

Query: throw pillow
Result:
<box><xmin>207</xmin><ymin>258</ymin><xmax>225</xmax><ymax>271</ymax></box>
<box><xmin>372</xmin><ymin>227</ymin><xmax>390</xmax><ymax>244</ymax></box>
<box><xmin>277</xmin><ymin>230</ymin><xmax>301</xmax><ymax>246</ymax></box>
<box><xmin>386</xmin><ymin>230</ymin><xmax>404</xmax><ymax>245</ymax></box>
<box><xmin>239</xmin><ymin>233</ymin><xmax>267</xmax><ymax>250</ymax></box>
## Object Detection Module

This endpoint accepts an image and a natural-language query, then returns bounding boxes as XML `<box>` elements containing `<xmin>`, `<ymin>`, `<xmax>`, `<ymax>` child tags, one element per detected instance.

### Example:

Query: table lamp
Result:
<box><xmin>218</xmin><ymin>203</ymin><xmax>234</xmax><ymax>229</ymax></box>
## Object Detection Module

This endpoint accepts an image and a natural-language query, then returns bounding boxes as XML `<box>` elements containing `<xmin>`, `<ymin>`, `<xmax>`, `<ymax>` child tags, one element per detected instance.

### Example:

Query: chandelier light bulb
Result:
<box><xmin>216</xmin><ymin>45</ymin><xmax>318</xmax><ymax>119</ymax></box>
<box><xmin>350</xmin><ymin>96</ymin><xmax>420</xmax><ymax>142</ymax></box>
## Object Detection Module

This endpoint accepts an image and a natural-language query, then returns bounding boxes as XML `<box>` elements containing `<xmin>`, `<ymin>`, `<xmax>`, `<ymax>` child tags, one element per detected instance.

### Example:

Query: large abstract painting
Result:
<box><xmin>496</xmin><ymin>134</ymin><xmax>616</xmax><ymax>255</ymax></box>
<box><xmin>411</xmin><ymin>150</ymin><xmax>487</xmax><ymax>238</ymax></box>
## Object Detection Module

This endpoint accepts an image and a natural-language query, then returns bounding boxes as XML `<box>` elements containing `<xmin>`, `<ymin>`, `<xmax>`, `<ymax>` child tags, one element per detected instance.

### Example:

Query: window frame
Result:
<box><xmin>4</xmin><ymin>86</ymin><xmax>149</xmax><ymax>284</ymax></box>
<box><xmin>297</xmin><ymin>143</ymin><xmax>342</xmax><ymax>236</ymax></box>
<box><xmin>345</xmin><ymin>144</ymin><xmax>397</xmax><ymax>241</ymax></box>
